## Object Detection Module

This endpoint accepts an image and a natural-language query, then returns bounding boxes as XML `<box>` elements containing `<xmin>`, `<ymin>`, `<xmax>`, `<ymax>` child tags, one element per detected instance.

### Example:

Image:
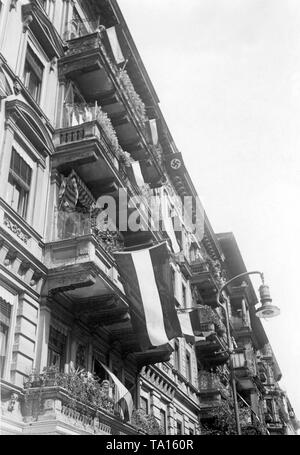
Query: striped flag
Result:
<box><xmin>178</xmin><ymin>309</ymin><xmax>203</xmax><ymax>343</ymax></box>
<box><xmin>146</xmin><ymin>119</ymin><xmax>159</xmax><ymax>145</ymax></box>
<box><xmin>160</xmin><ymin>189</ymin><xmax>181</xmax><ymax>254</ymax></box>
<box><xmin>100</xmin><ymin>362</ymin><xmax>133</xmax><ymax>422</ymax></box>
<box><xmin>106</xmin><ymin>26</ymin><xmax>125</xmax><ymax>64</ymax></box>
<box><xmin>58</xmin><ymin>175</ymin><xmax>79</xmax><ymax>211</ymax></box>
<box><xmin>114</xmin><ymin>243</ymin><xmax>182</xmax><ymax>350</ymax></box>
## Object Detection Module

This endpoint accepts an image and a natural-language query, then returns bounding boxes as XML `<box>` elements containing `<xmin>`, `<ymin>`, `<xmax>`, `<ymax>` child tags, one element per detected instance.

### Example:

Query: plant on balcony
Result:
<box><xmin>201</xmin><ymin>398</ymin><xmax>266</xmax><ymax>435</ymax></box>
<box><xmin>118</xmin><ymin>69</ymin><xmax>147</xmax><ymax>124</ymax></box>
<box><xmin>131</xmin><ymin>409</ymin><xmax>163</xmax><ymax>435</ymax></box>
<box><xmin>93</xmin><ymin>226</ymin><xmax>124</xmax><ymax>253</ymax></box>
<box><xmin>199</xmin><ymin>305</ymin><xmax>225</xmax><ymax>334</ymax></box>
<box><xmin>95</xmin><ymin>106</ymin><xmax>122</xmax><ymax>158</ymax></box>
<box><xmin>24</xmin><ymin>367</ymin><xmax>115</xmax><ymax>415</ymax></box>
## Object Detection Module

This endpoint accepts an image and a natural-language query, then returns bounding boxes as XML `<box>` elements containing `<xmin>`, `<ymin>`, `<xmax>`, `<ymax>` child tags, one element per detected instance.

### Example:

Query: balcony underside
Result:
<box><xmin>53</xmin><ymin>124</ymin><xmax>121</xmax><ymax>197</ymax></box>
<box><xmin>195</xmin><ymin>335</ymin><xmax>229</xmax><ymax>367</ymax></box>
<box><xmin>191</xmin><ymin>270</ymin><xmax>220</xmax><ymax>306</ymax></box>
<box><xmin>44</xmin><ymin>235</ymin><xmax>129</xmax><ymax>326</ymax></box>
<box><xmin>107</xmin><ymin>322</ymin><xmax>173</xmax><ymax>366</ymax></box>
<box><xmin>236</xmin><ymin>375</ymin><xmax>256</xmax><ymax>391</ymax></box>
<box><xmin>59</xmin><ymin>43</ymin><xmax>147</xmax><ymax>154</ymax></box>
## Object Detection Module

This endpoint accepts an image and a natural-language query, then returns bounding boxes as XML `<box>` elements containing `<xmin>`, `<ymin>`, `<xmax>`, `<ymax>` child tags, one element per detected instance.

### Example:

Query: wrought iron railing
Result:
<box><xmin>51</xmin><ymin>210</ymin><xmax>124</xmax><ymax>254</ymax></box>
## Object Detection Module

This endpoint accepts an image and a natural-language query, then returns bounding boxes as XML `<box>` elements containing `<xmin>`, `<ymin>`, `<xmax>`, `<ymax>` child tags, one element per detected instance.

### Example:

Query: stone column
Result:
<box><xmin>31</xmin><ymin>162</ymin><xmax>48</xmax><ymax>235</ymax></box>
<box><xmin>150</xmin><ymin>389</ymin><xmax>161</xmax><ymax>421</ymax></box>
<box><xmin>167</xmin><ymin>402</ymin><xmax>175</xmax><ymax>435</ymax></box>
<box><xmin>34</xmin><ymin>303</ymin><xmax>51</xmax><ymax>373</ymax></box>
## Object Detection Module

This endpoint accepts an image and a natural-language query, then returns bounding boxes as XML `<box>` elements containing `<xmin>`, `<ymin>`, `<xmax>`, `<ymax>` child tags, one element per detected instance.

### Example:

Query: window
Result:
<box><xmin>47</xmin><ymin>326</ymin><xmax>66</xmax><ymax>371</ymax></box>
<box><xmin>140</xmin><ymin>396</ymin><xmax>149</xmax><ymax>414</ymax></box>
<box><xmin>176</xmin><ymin>419</ymin><xmax>183</xmax><ymax>435</ymax></box>
<box><xmin>7</xmin><ymin>148</ymin><xmax>32</xmax><ymax>219</ymax></box>
<box><xmin>182</xmin><ymin>283</ymin><xmax>187</xmax><ymax>307</ymax></box>
<box><xmin>171</xmin><ymin>268</ymin><xmax>177</xmax><ymax>299</ymax></box>
<box><xmin>0</xmin><ymin>299</ymin><xmax>11</xmax><ymax>377</ymax></box>
<box><xmin>186</xmin><ymin>352</ymin><xmax>191</xmax><ymax>383</ymax></box>
<box><xmin>160</xmin><ymin>409</ymin><xmax>167</xmax><ymax>434</ymax></box>
<box><xmin>174</xmin><ymin>340</ymin><xmax>180</xmax><ymax>371</ymax></box>
<box><xmin>23</xmin><ymin>46</ymin><xmax>44</xmax><ymax>103</ymax></box>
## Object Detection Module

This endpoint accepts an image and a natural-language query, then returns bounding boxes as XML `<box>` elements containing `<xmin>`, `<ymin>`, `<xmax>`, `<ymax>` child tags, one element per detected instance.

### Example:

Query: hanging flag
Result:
<box><xmin>58</xmin><ymin>174</ymin><xmax>79</xmax><ymax>211</ymax></box>
<box><xmin>166</xmin><ymin>152</ymin><xmax>186</xmax><ymax>175</ymax></box>
<box><xmin>146</xmin><ymin>119</ymin><xmax>159</xmax><ymax>145</ymax></box>
<box><xmin>114</xmin><ymin>243</ymin><xmax>182</xmax><ymax>350</ymax></box>
<box><xmin>178</xmin><ymin>309</ymin><xmax>203</xmax><ymax>344</ymax></box>
<box><xmin>160</xmin><ymin>189</ymin><xmax>181</xmax><ymax>254</ymax></box>
<box><xmin>106</xmin><ymin>26</ymin><xmax>125</xmax><ymax>64</ymax></box>
<box><xmin>131</xmin><ymin>161</ymin><xmax>145</xmax><ymax>187</ymax></box>
<box><xmin>100</xmin><ymin>362</ymin><xmax>133</xmax><ymax>422</ymax></box>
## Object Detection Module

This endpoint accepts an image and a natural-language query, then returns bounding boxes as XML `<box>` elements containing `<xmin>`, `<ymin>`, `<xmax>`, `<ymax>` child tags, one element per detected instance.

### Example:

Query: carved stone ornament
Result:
<box><xmin>7</xmin><ymin>393</ymin><xmax>19</xmax><ymax>412</ymax></box>
<box><xmin>13</xmin><ymin>80</ymin><xmax>22</xmax><ymax>95</ymax></box>
<box><xmin>3</xmin><ymin>215</ymin><xmax>31</xmax><ymax>244</ymax></box>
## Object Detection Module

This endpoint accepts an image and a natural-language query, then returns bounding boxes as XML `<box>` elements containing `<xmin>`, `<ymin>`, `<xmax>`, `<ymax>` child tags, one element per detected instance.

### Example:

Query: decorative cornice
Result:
<box><xmin>3</xmin><ymin>214</ymin><xmax>31</xmax><ymax>245</ymax></box>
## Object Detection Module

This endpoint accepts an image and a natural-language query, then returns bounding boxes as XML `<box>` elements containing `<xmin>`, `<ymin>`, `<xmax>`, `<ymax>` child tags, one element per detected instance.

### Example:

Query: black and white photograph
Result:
<box><xmin>0</xmin><ymin>0</ymin><xmax>299</xmax><ymax>440</ymax></box>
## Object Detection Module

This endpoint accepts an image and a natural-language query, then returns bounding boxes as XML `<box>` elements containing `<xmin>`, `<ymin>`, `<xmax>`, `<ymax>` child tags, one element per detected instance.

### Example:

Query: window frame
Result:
<box><xmin>47</xmin><ymin>325</ymin><xmax>67</xmax><ymax>372</ymax></box>
<box><xmin>185</xmin><ymin>351</ymin><xmax>191</xmax><ymax>383</ymax></box>
<box><xmin>140</xmin><ymin>396</ymin><xmax>149</xmax><ymax>414</ymax></box>
<box><xmin>174</xmin><ymin>339</ymin><xmax>180</xmax><ymax>372</ymax></box>
<box><xmin>7</xmin><ymin>147</ymin><xmax>33</xmax><ymax>220</ymax></box>
<box><xmin>160</xmin><ymin>408</ymin><xmax>167</xmax><ymax>434</ymax></box>
<box><xmin>23</xmin><ymin>45</ymin><xmax>44</xmax><ymax>104</ymax></box>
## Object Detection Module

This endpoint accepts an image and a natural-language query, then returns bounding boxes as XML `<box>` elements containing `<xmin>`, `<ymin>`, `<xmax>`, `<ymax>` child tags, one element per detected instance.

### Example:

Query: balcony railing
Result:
<box><xmin>190</xmin><ymin>255</ymin><xmax>226</xmax><ymax>292</ymax></box>
<box><xmin>198</xmin><ymin>371</ymin><xmax>223</xmax><ymax>391</ymax></box>
<box><xmin>51</xmin><ymin>210</ymin><xmax>124</xmax><ymax>255</ymax></box>
<box><xmin>198</xmin><ymin>305</ymin><xmax>226</xmax><ymax>336</ymax></box>
<box><xmin>22</xmin><ymin>368</ymin><xmax>139</xmax><ymax>435</ymax></box>
<box><xmin>61</xmin><ymin>28</ymin><xmax>148</xmax><ymax>128</ymax></box>
<box><xmin>232</xmin><ymin>349</ymin><xmax>257</xmax><ymax>376</ymax></box>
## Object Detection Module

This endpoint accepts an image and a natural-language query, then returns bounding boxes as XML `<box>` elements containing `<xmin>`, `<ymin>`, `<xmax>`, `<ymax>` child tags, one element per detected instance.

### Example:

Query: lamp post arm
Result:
<box><xmin>217</xmin><ymin>270</ymin><xmax>264</xmax><ymax>305</ymax></box>
<box><xmin>215</xmin><ymin>270</ymin><xmax>264</xmax><ymax>436</ymax></box>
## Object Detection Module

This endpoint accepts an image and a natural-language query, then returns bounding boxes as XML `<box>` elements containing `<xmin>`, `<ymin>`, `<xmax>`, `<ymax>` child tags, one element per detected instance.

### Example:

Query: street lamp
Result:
<box><xmin>178</xmin><ymin>270</ymin><xmax>280</xmax><ymax>435</ymax></box>
<box><xmin>216</xmin><ymin>270</ymin><xmax>280</xmax><ymax>435</ymax></box>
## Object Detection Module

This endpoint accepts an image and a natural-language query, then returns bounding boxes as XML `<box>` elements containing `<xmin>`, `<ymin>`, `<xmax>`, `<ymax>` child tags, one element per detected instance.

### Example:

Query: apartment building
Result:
<box><xmin>0</xmin><ymin>0</ymin><xmax>298</xmax><ymax>435</ymax></box>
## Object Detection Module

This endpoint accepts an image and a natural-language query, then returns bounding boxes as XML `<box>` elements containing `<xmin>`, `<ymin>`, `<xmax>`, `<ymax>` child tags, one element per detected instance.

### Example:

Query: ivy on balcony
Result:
<box><xmin>63</xmin><ymin>103</ymin><xmax>123</xmax><ymax>159</ymax></box>
<box><xmin>118</xmin><ymin>69</ymin><xmax>147</xmax><ymax>124</ymax></box>
<box><xmin>199</xmin><ymin>305</ymin><xmax>225</xmax><ymax>334</ymax></box>
<box><xmin>131</xmin><ymin>409</ymin><xmax>163</xmax><ymax>435</ymax></box>
<box><xmin>201</xmin><ymin>397</ymin><xmax>267</xmax><ymax>435</ymax></box>
<box><xmin>24</xmin><ymin>367</ymin><xmax>115</xmax><ymax>414</ymax></box>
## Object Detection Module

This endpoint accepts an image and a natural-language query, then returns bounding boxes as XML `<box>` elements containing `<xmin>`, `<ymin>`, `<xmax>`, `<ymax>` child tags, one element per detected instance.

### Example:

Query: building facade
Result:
<box><xmin>0</xmin><ymin>0</ymin><xmax>298</xmax><ymax>435</ymax></box>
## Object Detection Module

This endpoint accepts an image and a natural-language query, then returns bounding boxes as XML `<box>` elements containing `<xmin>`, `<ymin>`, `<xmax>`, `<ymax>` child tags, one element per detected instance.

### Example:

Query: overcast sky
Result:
<box><xmin>118</xmin><ymin>0</ymin><xmax>300</xmax><ymax>422</ymax></box>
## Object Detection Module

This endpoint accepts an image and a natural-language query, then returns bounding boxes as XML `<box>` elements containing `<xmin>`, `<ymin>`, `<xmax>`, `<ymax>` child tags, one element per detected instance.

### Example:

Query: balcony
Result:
<box><xmin>195</xmin><ymin>334</ymin><xmax>229</xmax><ymax>368</ymax></box>
<box><xmin>232</xmin><ymin>349</ymin><xmax>257</xmax><ymax>390</ymax></box>
<box><xmin>198</xmin><ymin>371</ymin><xmax>228</xmax><ymax>396</ymax></box>
<box><xmin>53</xmin><ymin>105</ymin><xmax>124</xmax><ymax>197</ymax></box>
<box><xmin>231</xmin><ymin>315</ymin><xmax>252</xmax><ymax>339</ymax></box>
<box><xmin>190</xmin><ymin>257</ymin><xmax>225</xmax><ymax>307</ymax></box>
<box><xmin>21</xmin><ymin>369</ymin><xmax>140</xmax><ymax>435</ymax></box>
<box><xmin>44</xmin><ymin>210</ymin><xmax>129</xmax><ymax>326</ymax></box>
<box><xmin>58</xmin><ymin>31</ymin><xmax>148</xmax><ymax>153</ymax></box>
<box><xmin>198</xmin><ymin>371</ymin><xmax>229</xmax><ymax>416</ymax></box>
<box><xmin>198</xmin><ymin>305</ymin><xmax>226</xmax><ymax>337</ymax></box>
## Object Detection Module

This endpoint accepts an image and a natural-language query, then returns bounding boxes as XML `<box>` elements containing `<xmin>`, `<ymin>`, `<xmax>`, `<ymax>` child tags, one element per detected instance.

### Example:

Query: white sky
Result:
<box><xmin>118</xmin><ymin>0</ymin><xmax>300</xmax><ymax>421</ymax></box>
